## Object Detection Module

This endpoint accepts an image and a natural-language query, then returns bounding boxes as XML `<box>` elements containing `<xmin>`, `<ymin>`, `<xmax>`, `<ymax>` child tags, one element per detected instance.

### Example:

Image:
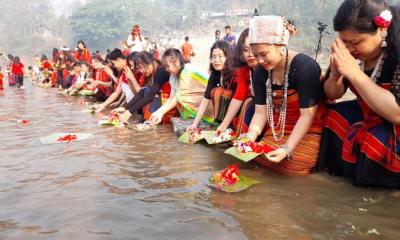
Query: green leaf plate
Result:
<box><xmin>208</xmin><ymin>175</ymin><xmax>261</xmax><ymax>192</ymax></box>
<box><xmin>178</xmin><ymin>131</ymin><xmax>205</xmax><ymax>144</ymax></box>
<box><xmin>224</xmin><ymin>147</ymin><xmax>262</xmax><ymax>162</ymax></box>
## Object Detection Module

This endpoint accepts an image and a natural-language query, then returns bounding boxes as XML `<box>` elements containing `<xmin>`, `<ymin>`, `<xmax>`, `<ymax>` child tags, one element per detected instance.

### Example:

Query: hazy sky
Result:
<box><xmin>50</xmin><ymin>0</ymin><xmax>86</xmax><ymax>16</ymax></box>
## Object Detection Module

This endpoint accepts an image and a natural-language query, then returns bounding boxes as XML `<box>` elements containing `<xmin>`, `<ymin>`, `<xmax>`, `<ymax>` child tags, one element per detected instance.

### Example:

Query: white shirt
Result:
<box><xmin>127</xmin><ymin>35</ymin><xmax>145</xmax><ymax>52</ymax></box>
<box><xmin>121</xmin><ymin>82</ymin><xmax>134</xmax><ymax>102</ymax></box>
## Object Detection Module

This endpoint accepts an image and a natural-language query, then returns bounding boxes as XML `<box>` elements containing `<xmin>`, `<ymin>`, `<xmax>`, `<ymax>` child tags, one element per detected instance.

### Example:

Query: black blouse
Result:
<box><xmin>253</xmin><ymin>53</ymin><xmax>322</xmax><ymax>108</ymax></box>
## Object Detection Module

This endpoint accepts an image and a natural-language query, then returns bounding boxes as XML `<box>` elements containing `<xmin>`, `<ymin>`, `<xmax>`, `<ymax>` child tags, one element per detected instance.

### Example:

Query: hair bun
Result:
<box><xmin>284</xmin><ymin>19</ymin><xmax>298</xmax><ymax>36</ymax></box>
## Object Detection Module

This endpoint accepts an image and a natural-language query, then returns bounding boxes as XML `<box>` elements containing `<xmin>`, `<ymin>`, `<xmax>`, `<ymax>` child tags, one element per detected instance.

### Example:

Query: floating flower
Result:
<box><xmin>210</xmin><ymin>164</ymin><xmax>240</xmax><ymax>189</ymax></box>
<box><xmin>57</xmin><ymin>134</ymin><xmax>78</xmax><ymax>143</ymax></box>
<box><xmin>18</xmin><ymin>119</ymin><xmax>30</xmax><ymax>124</ymax></box>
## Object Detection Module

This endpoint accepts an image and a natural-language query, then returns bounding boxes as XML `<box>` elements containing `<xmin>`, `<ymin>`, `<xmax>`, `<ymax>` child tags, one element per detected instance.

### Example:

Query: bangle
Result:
<box><xmin>246</xmin><ymin>132</ymin><xmax>257</xmax><ymax>141</ymax></box>
<box><xmin>280</xmin><ymin>144</ymin><xmax>293</xmax><ymax>160</ymax></box>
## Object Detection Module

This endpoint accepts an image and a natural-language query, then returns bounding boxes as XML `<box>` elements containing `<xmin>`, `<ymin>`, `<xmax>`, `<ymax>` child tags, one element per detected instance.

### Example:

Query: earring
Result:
<box><xmin>280</xmin><ymin>47</ymin><xmax>286</xmax><ymax>56</ymax></box>
<box><xmin>381</xmin><ymin>30</ymin><xmax>388</xmax><ymax>47</ymax></box>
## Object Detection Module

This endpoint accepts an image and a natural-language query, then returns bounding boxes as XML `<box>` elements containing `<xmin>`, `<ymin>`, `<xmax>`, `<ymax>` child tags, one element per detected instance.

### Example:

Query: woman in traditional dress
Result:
<box><xmin>237</xmin><ymin>15</ymin><xmax>326</xmax><ymax>176</ymax></box>
<box><xmin>148</xmin><ymin>48</ymin><xmax>214</xmax><ymax>125</ymax></box>
<box><xmin>76</xmin><ymin>40</ymin><xmax>92</xmax><ymax>64</ymax></box>
<box><xmin>87</xmin><ymin>56</ymin><xmax>113</xmax><ymax>102</ymax></box>
<box><xmin>186</xmin><ymin>40</ymin><xmax>236</xmax><ymax>132</ymax></box>
<box><xmin>318</xmin><ymin>0</ymin><xmax>400</xmax><ymax>187</ymax></box>
<box><xmin>112</xmin><ymin>51</ymin><xmax>172</xmax><ymax>123</ymax></box>
<box><xmin>11</xmin><ymin>56</ymin><xmax>25</xmax><ymax>89</ymax></box>
<box><xmin>215</xmin><ymin>28</ymin><xmax>258</xmax><ymax>135</ymax></box>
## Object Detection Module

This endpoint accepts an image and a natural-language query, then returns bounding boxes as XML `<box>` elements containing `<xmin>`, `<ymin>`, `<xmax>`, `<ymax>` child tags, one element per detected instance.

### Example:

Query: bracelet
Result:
<box><xmin>246</xmin><ymin>132</ymin><xmax>257</xmax><ymax>142</ymax></box>
<box><xmin>280</xmin><ymin>144</ymin><xmax>293</xmax><ymax>160</ymax></box>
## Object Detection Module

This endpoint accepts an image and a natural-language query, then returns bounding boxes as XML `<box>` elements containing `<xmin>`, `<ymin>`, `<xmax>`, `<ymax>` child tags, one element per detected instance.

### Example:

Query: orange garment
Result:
<box><xmin>181</xmin><ymin>42</ymin><xmax>193</xmax><ymax>62</ymax></box>
<box><xmin>0</xmin><ymin>72</ymin><xmax>4</xmax><ymax>90</ymax></box>
<box><xmin>77</xmin><ymin>49</ymin><xmax>92</xmax><ymax>64</ymax></box>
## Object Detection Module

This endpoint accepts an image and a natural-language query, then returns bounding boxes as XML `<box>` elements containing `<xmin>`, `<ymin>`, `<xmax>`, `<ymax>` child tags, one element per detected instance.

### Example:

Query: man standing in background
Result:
<box><xmin>223</xmin><ymin>25</ymin><xmax>236</xmax><ymax>48</ymax></box>
<box><xmin>181</xmin><ymin>36</ymin><xmax>194</xmax><ymax>63</ymax></box>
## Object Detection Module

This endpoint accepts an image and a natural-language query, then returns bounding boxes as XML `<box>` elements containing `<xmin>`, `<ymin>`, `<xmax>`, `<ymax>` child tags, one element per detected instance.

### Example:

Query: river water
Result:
<box><xmin>0</xmin><ymin>84</ymin><xmax>399</xmax><ymax>240</ymax></box>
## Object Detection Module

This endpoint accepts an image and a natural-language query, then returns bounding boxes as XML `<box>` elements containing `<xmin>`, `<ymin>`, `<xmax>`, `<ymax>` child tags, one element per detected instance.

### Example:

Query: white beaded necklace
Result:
<box><xmin>266</xmin><ymin>48</ymin><xmax>290</xmax><ymax>142</ymax></box>
<box><xmin>359</xmin><ymin>52</ymin><xmax>385</xmax><ymax>83</ymax></box>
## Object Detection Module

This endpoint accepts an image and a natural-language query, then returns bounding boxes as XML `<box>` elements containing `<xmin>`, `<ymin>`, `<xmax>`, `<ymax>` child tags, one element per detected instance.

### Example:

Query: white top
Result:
<box><xmin>127</xmin><ymin>35</ymin><xmax>146</xmax><ymax>52</ymax></box>
<box><xmin>121</xmin><ymin>82</ymin><xmax>134</xmax><ymax>102</ymax></box>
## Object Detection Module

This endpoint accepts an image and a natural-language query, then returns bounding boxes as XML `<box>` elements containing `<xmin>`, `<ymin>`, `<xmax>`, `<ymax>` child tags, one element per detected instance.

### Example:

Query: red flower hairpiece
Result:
<box><xmin>374</xmin><ymin>10</ymin><xmax>393</xmax><ymax>28</ymax></box>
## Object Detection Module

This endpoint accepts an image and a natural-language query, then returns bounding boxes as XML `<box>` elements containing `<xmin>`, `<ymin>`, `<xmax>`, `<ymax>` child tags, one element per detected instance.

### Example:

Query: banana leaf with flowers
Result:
<box><xmin>208</xmin><ymin>164</ymin><xmax>261</xmax><ymax>192</ymax></box>
<box><xmin>225</xmin><ymin>136</ymin><xmax>276</xmax><ymax>162</ymax></box>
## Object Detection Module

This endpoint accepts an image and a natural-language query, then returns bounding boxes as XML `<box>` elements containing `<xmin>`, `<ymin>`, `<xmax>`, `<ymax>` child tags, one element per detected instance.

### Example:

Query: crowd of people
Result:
<box><xmin>1</xmin><ymin>0</ymin><xmax>399</xmax><ymax>188</ymax></box>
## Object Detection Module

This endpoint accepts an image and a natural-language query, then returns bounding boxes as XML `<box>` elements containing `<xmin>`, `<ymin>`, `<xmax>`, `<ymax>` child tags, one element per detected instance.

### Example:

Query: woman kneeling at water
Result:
<box><xmin>214</xmin><ymin>28</ymin><xmax>259</xmax><ymax>135</ymax></box>
<box><xmin>149</xmin><ymin>48</ymin><xmax>214</xmax><ymax>125</ymax></box>
<box><xmin>186</xmin><ymin>41</ymin><xmax>236</xmax><ymax>132</ymax></box>
<box><xmin>236</xmin><ymin>15</ymin><xmax>326</xmax><ymax>175</ymax></box>
<box><xmin>318</xmin><ymin>0</ymin><xmax>400</xmax><ymax>187</ymax></box>
<box><xmin>112</xmin><ymin>51</ymin><xmax>172</xmax><ymax>123</ymax></box>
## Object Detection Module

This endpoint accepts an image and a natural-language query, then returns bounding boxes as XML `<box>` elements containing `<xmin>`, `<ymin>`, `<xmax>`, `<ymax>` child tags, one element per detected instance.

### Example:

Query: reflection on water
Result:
<box><xmin>0</xmin><ymin>84</ymin><xmax>399</xmax><ymax>240</ymax></box>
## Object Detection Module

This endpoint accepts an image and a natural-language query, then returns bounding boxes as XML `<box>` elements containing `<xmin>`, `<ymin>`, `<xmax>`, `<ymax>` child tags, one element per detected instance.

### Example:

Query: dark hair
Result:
<box><xmin>7</xmin><ymin>54</ymin><xmax>13</xmax><ymax>60</ymax></box>
<box><xmin>80</xmin><ymin>60</ymin><xmax>90</xmax><ymax>67</ymax></box>
<box><xmin>28</xmin><ymin>66</ymin><xmax>33</xmax><ymax>70</ymax></box>
<box><xmin>209</xmin><ymin>40</ymin><xmax>234</xmax><ymax>86</ymax></box>
<box><xmin>52</xmin><ymin>48</ymin><xmax>58</xmax><ymax>56</ymax></box>
<box><xmin>215</xmin><ymin>30</ymin><xmax>220</xmax><ymax>34</ymax></box>
<box><xmin>41</xmin><ymin>54</ymin><xmax>48</xmax><ymax>61</ymax></box>
<box><xmin>134</xmin><ymin>51</ymin><xmax>161</xmax><ymax>86</ymax></box>
<box><xmin>77</xmin><ymin>40</ymin><xmax>87</xmax><ymax>49</ymax></box>
<box><xmin>233</xmin><ymin>28</ymin><xmax>249</xmax><ymax>68</ymax></box>
<box><xmin>162</xmin><ymin>48</ymin><xmax>185</xmax><ymax>77</ymax></box>
<box><xmin>127</xmin><ymin>51</ymin><xmax>139</xmax><ymax>70</ymax></box>
<box><xmin>92</xmin><ymin>55</ymin><xmax>105</xmax><ymax>64</ymax></box>
<box><xmin>184</xmin><ymin>36</ymin><xmax>189</xmax><ymax>41</ymax></box>
<box><xmin>134</xmin><ymin>51</ymin><xmax>157</xmax><ymax>66</ymax></box>
<box><xmin>334</xmin><ymin>0</ymin><xmax>400</xmax><ymax>59</ymax></box>
<box><xmin>225</xmin><ymin>25</ymin><xmax>231</xmax><ymax>29</ymax></box>
<box><xmin>72</xmin><ymin>61</ymin><xmax>81</xmax><ymax>68</ymax></box>
<box><xmin>13</xmin><ymin>56</ymin><xmax>20</xmax><ymax>64</ymax></box>
<box><xmin>107</xmin><ymin>48</ymin><xmax>127</xmax><ymax>61</ymax></box>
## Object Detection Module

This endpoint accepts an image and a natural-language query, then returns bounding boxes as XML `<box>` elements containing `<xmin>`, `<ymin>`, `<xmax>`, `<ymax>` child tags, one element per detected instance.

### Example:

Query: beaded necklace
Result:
<box><xmin>266</xmin><ymin>48</ymin><xmax>289</xmax><ymax>142</ymax></box>
<box><xmin>360</xmin><ymin>52</ymin><xmax>385</xmax><ymax>83</ymax></box>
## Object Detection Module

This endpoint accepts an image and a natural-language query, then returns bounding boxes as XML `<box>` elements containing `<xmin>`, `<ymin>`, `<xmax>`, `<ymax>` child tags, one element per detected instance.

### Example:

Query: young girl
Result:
<box><xmin>6</xmin><ymin>54</ymin><xmax>15</xmax><ymax>86</ymax></box>
<box><xmin>11</xmin><ymin>56</ymin><xmax>24</xmax><ymax>89</ymax></box>
<box><xmin>236</xmin><ymin>15</ymin><xmax>326</xmax><ymax>176</ymax></box>
<box><xmin>86</xmin><ymin>56</ymin><xmax>113</xmax><ymax>102</ymax></box>
<box><xmin>112</xmin><ymin>51</ymin><xmax>172</xmax><ymax>123</ymax></box>
<box><xmin>94</xmin><ymin>49</ymin><xmax>139</xmax><ymax>112</ymax></box>
<box><xmin>76</xmin><ymin>40</ymin><xmax>92</xmax><ymax>64</ymax></box>
<box><xmin>149</xmin><ymin>48</ymin><xmax>213</xmax><ymax>125</ymax></box>
<box><xmin>215</xmin><ymin>28</ymin><xmax>258</xmax><ymax>135</ymax></box>
<box><xmin>318</xmin><ymin>0</ymin><xmax>400</xmax><ymax>187</ymax></box>
<box><xmin>187</xmin><ymin>40</ymin><xmax>235</xmax><ymax>132</ymax></box>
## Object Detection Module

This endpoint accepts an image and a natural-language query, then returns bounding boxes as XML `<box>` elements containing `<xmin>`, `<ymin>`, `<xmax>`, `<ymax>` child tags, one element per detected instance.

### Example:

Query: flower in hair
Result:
<box><xmin>374</xmin><ymin>10</ymin><xmax>393</xmax><ymax>28</ymax></box>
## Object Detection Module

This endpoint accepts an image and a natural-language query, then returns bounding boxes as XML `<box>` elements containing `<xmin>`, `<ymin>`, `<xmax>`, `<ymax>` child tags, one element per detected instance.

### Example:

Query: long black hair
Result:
<box><xmin>134</xmin><ymin>51</ymin><xmax>161</xmax><ymax>86</ymax></box>
<box><xmin>233</xmin><ymin>28</ymin><xmax>249</xmax><ymax>68</ymax></box>
<box><xmin>127</xmin><ymin>51</ymin><xmax>139</xmax><ymax>71</ymax></box>
<box><xmin>209</xmin><ymin>40</ymin><xmax>234</xmax><ymax>87</ymax></box>
<box><xmin>334</xmin><ymin>0</ymin><xmax>400</xmax><ymax>60</ymax></box>
<box><xmin>162</xmin><ymin>48</ymin><xmax>185</xmax><ymax>78</ymax></box>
